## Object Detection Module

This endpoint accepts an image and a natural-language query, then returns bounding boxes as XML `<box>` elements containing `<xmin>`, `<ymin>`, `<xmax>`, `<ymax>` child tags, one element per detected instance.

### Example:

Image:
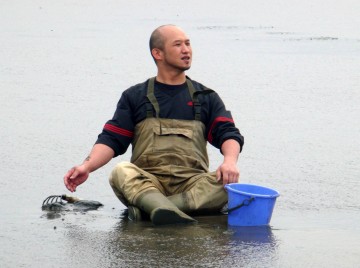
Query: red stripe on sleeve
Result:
<box><xmin>207</xmin><ymin>116</ymin><xmax>234</xmax><ymax>143</ymax></box>
<box><xmin>104</xmin><ymin>123</ymin><xmax>134</xmax><ymax>138</ymax></box>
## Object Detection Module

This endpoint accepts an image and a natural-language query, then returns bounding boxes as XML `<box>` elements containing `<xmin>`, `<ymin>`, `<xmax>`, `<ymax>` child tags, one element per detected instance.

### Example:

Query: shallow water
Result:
<box><xmin>1</xmin><ymin>0</ymin><xmax>360</xmax><ymax>267</ymax></box>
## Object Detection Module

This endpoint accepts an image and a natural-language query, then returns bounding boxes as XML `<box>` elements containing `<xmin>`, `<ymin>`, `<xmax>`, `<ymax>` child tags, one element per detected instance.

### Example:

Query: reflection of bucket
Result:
<box><xmin>229</xmin><ymin>226</ymin><xmax>274</xmax><ymax>244</ymax></box>
<box><xmin>224</xmin><ymin>183</ymin><xmax>280</xmax><ymax>226</ymax></box>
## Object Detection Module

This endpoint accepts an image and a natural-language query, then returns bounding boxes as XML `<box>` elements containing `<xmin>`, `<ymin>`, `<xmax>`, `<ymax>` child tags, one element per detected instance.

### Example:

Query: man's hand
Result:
<box><xmin>63</xmin><ymin>165</ymin><xmax>90</xmax><ymax>192</ymax></box>
<box><xmin>63</xmin><ymin>144</ymin><xmax>114</xmax><ymax>192</ymax></box>
<box><xmin>217</xmin><ymin>139</ymin><xmax>241</xmax><ymax>185</ymax></box>
<box><xmin>216</xmin><ymin>161</ymin><xmax>240</xmax><ymax>185</ymax></box>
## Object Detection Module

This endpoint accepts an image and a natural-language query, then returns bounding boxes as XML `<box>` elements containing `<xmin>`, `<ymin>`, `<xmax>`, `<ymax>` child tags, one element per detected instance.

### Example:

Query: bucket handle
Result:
<box><xmin>225</xmin><ymin>197</ymin><xmax>255</xmax><ymax>213</ymax></box>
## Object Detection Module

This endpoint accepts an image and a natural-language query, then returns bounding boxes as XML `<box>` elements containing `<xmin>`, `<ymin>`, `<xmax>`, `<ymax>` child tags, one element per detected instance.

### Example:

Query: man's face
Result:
<box><xmin>160</xmin><ymin>27</ymin><xmax>192</xmax><ymax>71</ymax></box>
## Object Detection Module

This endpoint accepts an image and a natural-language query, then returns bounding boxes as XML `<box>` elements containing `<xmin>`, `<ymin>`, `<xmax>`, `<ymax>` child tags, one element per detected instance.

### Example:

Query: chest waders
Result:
<box><xmin>109</xmin><ymin>78</ymin><xmax>227</xmax><ymax>225</ymax></box>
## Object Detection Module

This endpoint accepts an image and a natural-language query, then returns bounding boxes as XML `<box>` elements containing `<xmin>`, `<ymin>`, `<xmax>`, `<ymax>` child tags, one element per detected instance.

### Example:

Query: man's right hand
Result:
<box><xmin>63</xmin><ymin>165</ymin><xmax>90</xmax><ymax>192</ymax></box>
<box><xmin>63</xmin><ymin>144</ymin><xmax>114</xmax><ymax>192</ymax></box>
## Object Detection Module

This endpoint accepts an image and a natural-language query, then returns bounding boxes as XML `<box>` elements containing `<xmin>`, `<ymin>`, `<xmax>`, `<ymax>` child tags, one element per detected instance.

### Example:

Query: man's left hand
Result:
<box><xmin>216</xmin><ymin>161</ymin><xmax>240</xmax><ymax>185</ymax></box>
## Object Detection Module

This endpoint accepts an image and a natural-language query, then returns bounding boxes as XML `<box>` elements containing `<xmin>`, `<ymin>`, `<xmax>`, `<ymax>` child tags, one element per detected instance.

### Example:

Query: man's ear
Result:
<box><xmin>151</xmin><ymin>48</ymin><xmax>162</xmax><ymax>61</ymax></box>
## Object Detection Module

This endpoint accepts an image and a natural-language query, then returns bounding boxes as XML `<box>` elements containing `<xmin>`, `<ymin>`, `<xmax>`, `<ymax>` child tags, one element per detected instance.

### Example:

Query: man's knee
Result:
<box><xmin>109</xmin><ymin>161</ymin><xmax>138</xmax><ymax>186</ymax></box>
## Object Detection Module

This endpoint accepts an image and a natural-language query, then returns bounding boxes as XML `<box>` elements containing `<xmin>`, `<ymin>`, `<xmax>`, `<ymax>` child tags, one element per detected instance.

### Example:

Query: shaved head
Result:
<box><xmin>149</xmin><ymin>25</ymin><xmax>185</xmax><ymax>62</ymax></box>
<box><xmin>149</xmin><ymin>24</ymin><xmax>178</xmax><ymax>51</ymax></box>
<box><xmin>149</xmin><ymin>25</ymin><xmax>168</xmax><ymax>51</ymax></box>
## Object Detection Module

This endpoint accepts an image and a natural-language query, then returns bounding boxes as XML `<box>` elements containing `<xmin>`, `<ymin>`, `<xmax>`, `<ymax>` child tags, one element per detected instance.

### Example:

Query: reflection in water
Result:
<box><xmin>224</xmin><ymin>226</ymin><xmax>278</xmax><ymax>267</ymax></box>
<box><xmin>42</xmin><ymin>211</ymin><xmax>62</xmax><ymax>220</ymax></box>
<box><xmin>61</xmin><ymin>214</ymin><xmax>279</xmax><ymax>267</ymax></box>
<box><xmin>228</xmin><ymin>225</ymin><xmax>275</xmax><ymax>244</ymax></box>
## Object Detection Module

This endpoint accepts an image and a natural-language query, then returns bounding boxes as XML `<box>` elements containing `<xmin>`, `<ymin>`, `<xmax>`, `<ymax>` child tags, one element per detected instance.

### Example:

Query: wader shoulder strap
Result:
<box><xmin>186</xmin><ymin>79</ymin><xmax>201</xmax><ymax>121</ymax></box>
<box><xmin>146</xmin><ymin>77</ymin><xmax>160</xmax><ymax>118</ymax></box>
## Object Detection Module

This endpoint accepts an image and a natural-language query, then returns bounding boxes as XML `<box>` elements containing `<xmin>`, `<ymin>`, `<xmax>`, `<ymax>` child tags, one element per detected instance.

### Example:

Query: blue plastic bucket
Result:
<box><xmin>224</xmin><ymin>183</ymin><xmax>280</xmax><ymax>226</ymax></box>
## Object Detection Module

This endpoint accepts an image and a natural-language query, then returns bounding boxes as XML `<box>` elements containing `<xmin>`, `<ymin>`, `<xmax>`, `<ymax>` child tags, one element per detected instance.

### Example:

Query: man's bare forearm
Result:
<box><xmin>82</xmin><ymin>143</ymin><xmax>114</xmax><ymax>173</ymax></box>
<box><xmin>221</xmin><ymin>139</ymin><xmax>240</xmax><ymax>163</ymax></box>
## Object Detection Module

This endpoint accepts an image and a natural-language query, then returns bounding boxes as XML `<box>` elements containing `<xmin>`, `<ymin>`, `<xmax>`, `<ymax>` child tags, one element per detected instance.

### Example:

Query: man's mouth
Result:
<box><xmin>182</xmin><ymin>56</ymin><xmax>191</xmax><ymax>61</ymax></box>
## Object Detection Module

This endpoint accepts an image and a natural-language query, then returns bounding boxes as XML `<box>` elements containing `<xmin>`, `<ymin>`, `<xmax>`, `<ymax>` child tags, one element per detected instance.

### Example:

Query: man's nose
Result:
<box><xmin>181</xmin><ymin>44</ymin><xmax>191</xmax><ymax>53</ymax></box>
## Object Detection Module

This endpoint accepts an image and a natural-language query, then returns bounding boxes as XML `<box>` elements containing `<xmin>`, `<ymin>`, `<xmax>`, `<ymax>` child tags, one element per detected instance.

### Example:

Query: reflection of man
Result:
<box><xmin>64</xmin><ymin>25</ymin><xmax>244</xmax><ymax>225</ymax></box>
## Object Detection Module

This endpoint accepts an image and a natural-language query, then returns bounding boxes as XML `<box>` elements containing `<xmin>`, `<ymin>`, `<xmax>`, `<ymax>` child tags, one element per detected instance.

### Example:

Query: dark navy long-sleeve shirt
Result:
<box><xmin>96</xmin><ymin>78</ymin><xmax>244</xmax><ymax>157</ymax></box>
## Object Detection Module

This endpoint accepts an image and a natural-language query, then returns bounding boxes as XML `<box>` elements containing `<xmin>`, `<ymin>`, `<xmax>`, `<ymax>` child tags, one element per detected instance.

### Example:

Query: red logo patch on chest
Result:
<box><xmin>187</xmin><ymin>101</ymin><xmax>193</xmax><ymax>106</ymax></box>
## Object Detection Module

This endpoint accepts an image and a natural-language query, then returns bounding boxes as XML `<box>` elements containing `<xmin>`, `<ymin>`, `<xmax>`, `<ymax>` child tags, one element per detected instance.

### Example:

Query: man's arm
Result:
<box><xmin>63</xmin><ymin>144</ymin><xmax>114</xmax><ymax>192</ymax></box>
<box><xmin>216</xmin><ymin>139</ymin><xmax>241</xmax><ymax>185</ymax></box>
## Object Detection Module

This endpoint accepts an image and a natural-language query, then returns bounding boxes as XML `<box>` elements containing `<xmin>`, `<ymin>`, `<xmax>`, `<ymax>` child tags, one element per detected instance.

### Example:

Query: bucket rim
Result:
<box><xmin>225</xmin><ymin>183</ymin><xmax>280</xmax><ymax>198</ymax></box>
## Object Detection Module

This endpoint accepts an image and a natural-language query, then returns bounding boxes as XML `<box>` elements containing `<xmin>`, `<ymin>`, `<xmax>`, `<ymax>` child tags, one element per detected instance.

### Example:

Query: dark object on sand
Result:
<box><xmin>42</xmin><ymin>194</ymin><xmax>103</xmax><ymax>212</ymax></box>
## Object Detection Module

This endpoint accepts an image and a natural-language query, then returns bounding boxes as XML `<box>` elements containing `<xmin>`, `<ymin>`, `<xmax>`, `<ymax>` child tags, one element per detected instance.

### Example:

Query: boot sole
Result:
<box><xmin>151</xmin><ymin>208</ymin><xmax>197</xmax><ymax>225</ymax></box>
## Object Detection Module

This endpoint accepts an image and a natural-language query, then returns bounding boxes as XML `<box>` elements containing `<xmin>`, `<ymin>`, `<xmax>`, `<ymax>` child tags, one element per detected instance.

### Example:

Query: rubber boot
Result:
<box><xmin>168</xmin><ymin>192</ymin><xmax>225</xmax><ymax>216</ymax></box>
<box><xmin>127</xmin><ymin>206</ymin><xmax>143</xmax><ymax>221</ymax></box>
<box><xmin>167</xmin><ymin>192</ymin><xmax>193</xmax><ymax>213</ymax></box>
<box><xmin>135</xmin><ymin>191</ymin><xmax>197</xmax><ymax>225</ymax></box>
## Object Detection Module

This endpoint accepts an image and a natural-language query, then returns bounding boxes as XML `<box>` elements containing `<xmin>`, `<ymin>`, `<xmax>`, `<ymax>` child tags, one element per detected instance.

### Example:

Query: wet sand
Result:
<box><xmin>1</xmin><ymin>0</ymin><xmax>360</xmax><ymax>267</ymax></box>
